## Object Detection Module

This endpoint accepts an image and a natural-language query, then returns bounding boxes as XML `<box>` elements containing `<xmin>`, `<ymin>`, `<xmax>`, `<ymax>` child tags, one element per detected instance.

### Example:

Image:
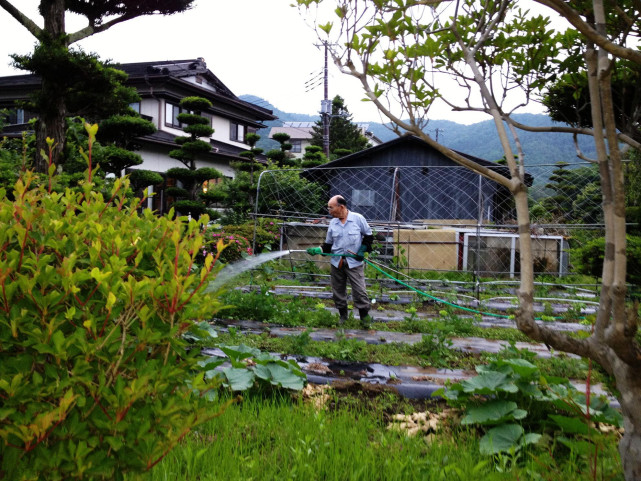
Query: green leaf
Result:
<box><xmin>479</xmin><ymin>424</ymin><xmax>524</xmax><ymax>455</ymax></box>
<box><xmin>503</xmin><ymin>359</ymin><xmax>538</xmax><ymax>378</ymax></box>
<box><xmin>557</xmin><ymin>436</ymin><xmax>596</xmax><ymax>456</ymax></box>
<box><xmin>253</xmin><ymin>364</ymin><xmax>305</xmax><ymax>390</ymax></box>
<box><xmin>52</xmin><ymin>330</ymin><xmax>65</xmax><ymax>355</ymax></box>
<box><xmin>184</xmin><ymin>322</ymin><xmax>218</xmax><ymax>343</ymax></box>
<box><xmin>0</xmin><ymin>408</ymin><xmax>16</xmax><ymax>421</ymax></box>
<box><xmin>222</xmin><ymin>367</ymin><xmax>255</xmax><ymax>391</ymax></box>
<box><xmin>461</xmin><ymin>371</ymin><xmax>518</xmax><ymax>394</ymax></box>
<box><xmin>219</xmin><ymin>344</ymin><xmax>261</xmax><ymax>363</ymax></box>
<box><xmin>462</xmin><ymin>400</ymin><xmax>526</xmax><ymax>425</ymax></box>
<box><xmin>549</xmin><ymin>414</ymin><xmax>591</xmax><ymax>435</ymax></box>
<box><xmin>523</xmin><ymin>433</ymin><xmax>542</xmax><ymax>446</ymax></box>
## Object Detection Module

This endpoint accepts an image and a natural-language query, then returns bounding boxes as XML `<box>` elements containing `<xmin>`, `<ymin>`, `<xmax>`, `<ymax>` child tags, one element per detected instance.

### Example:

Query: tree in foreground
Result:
<box><xmin>0</xmin><ymin>0</ymin><xmax>195</xmax><ymax>170</ymax></box>
<box><xmin>296</xmin><ymin>0</ymin><xmax>641</xmax><ymax>478</ymax></box>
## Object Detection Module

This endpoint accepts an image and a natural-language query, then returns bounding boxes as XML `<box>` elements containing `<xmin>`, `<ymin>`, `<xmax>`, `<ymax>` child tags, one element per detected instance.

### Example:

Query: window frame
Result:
<box><xmin>352</xmin><ymin>189</ymin><xmax>376</xmax><ymax>207</ymax></box>
<box><xmin>290</xmin><ymin>139</ymin><xmax>302</xmax><ymax>153</ymax></box>
<box><xmin>165</xmin><ymin>101</ymin><xmax>182</xmax><ymax>129</ymax></box>
<box><xmin>230</xmin><ymin>122</ymin><xmax>246</xmax><ymax>143</ymax></box>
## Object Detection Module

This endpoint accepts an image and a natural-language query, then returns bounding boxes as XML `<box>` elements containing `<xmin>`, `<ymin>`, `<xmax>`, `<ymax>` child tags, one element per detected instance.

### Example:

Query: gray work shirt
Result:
<box><xmin>325</xmin><ymin>211</ymin><xmax>372</xmax><ymax>269</ymax></box>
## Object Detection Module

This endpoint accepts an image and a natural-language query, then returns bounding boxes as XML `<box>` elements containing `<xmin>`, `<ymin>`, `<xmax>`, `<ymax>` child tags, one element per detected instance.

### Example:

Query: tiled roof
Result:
<box><xmin>0</xmin><ymin>58</ymin><xmax>275</xmax><ymax>122</ymax></box>
<box><xmin>269</xmin><ymin>126</ymin><xmax>314</xmax><ymax>140</ymax></box>
<box><xmin>116</xmin><ymin>58</ymin><xmax>235</xmax><ymax>97</ymax></box>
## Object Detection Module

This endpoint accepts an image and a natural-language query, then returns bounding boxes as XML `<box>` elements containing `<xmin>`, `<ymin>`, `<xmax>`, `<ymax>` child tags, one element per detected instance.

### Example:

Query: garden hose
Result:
<box><xmin>313</xmin><ymin>251</ymin><xmax>569</xmax><ymax>322</ymax></box>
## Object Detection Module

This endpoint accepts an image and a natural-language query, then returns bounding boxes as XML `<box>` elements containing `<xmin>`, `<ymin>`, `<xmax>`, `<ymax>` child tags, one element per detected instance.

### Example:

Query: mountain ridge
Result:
<box><xmin>241</xmin><ymin>95</ymin><xmax>596</xmax><ymax>173</ymax></box>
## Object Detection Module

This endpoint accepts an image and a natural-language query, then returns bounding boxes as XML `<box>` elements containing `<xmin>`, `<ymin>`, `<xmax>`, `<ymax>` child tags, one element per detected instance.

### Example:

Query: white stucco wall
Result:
<box><xmin>129</xmin><ymin>144</ymin><xmax>235</xmax><ymax>179</ymax></box>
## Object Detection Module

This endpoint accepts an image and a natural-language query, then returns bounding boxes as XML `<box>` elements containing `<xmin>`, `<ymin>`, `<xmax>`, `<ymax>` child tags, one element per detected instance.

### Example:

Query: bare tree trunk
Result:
<box><xmin>35</xmin><ymin>92</ymin><xmax>66</xmax><ymax>172</ymax></box>
<box><xmin>33</xmin><ymin>0</ymin><xmax>67</xmax><ymax>172</ymax></box>
<box><xmin>613</xmin><ymin>361</ymin><xmax>641</xmax><ymax>480</ymax></box>
<box><xmin>587</xmin><ymin>2</ymin><xmax>641</xmax><ymax>478</ymax></box>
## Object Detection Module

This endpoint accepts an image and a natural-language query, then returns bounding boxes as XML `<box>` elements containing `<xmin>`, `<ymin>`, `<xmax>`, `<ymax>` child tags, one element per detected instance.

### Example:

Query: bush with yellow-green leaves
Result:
<box><xmin>0</xmin><ymin>125</ymin><xmax>230</xmax><ymax>480</ymax></box>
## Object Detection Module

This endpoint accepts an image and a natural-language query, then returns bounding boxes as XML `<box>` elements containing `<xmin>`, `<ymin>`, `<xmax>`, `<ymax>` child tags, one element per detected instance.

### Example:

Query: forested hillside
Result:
<box><xmin>242</xmin><ymin>95</ymin><xmax>596</xmax><ymax>185</ymax></box>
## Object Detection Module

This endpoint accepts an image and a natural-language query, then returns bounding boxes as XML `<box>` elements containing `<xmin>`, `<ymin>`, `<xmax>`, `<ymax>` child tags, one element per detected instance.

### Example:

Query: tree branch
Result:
<box><xmin>573</xmin><ymin>133</ymin><xmax>598</xmax><ymax>163</ymax></box>
<box><xmin>507</xmin><ymin>118</ymin><xmax>641</xmax><ymax>151</ymax></box>
<box><xmin>534</xmin><ymin>0</ymin><xmax>641</xmax><ymax>64</ymax></box>
<box><xmin>0</xmin><ymin>0</ymin><xmax>43</xmax><ymax>39</ymax></box>
<box><xmin>337</xmin><ymin>58</ymin><xmax>512</xmax><ymax>189</ymax></box>
<box><xmin>67</xmin><ymin>13</ymin><xmax>137</xmax><ymax>44</ymax></box>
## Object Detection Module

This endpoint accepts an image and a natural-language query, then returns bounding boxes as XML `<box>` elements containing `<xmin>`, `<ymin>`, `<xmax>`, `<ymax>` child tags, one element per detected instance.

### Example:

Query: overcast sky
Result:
<box><xmin>0</xmin><ymin>0</ymin><xmax>547</xmax><ymax>125</ymax></box>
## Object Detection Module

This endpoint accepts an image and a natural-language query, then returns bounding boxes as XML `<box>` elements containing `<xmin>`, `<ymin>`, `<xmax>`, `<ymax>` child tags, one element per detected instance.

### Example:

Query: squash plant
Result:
<box><xmin>0</xmin><ymin>125</ymin><xmax>229</xmax><ymax>480</ymax></box>
<box><xmin>435</xmin><ymin>347</ymin><xmax>622</xmax><ymax>459</ymax></box>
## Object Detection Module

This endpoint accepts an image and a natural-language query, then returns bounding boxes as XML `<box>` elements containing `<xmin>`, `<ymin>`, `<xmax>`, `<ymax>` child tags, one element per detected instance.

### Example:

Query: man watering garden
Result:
<box><xmin>307</xmin><ymin>195</ymin><xmax>374</xmax><ymax>324</ymax></box>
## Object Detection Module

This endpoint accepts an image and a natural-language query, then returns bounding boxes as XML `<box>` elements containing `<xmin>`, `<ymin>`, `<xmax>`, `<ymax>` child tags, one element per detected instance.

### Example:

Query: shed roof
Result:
<box><xmin>307</xmin><ymin>135</ymin><xmax>533</xmax><ymax>184</ymax></box>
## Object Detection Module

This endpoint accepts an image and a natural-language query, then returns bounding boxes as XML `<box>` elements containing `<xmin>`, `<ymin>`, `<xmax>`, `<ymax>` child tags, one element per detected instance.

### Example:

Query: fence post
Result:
<box><xmin>475</xmin><ymin>173</ymin><xmax>483</xmax><ymax>300</ymax></box>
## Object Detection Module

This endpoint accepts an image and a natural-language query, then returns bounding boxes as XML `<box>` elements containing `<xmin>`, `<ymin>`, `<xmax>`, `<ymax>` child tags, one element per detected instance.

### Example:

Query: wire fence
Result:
<box><xmin>252</xmin><ymin>163</ymin><xmax>638</xmax><ymax>300</ymax></box>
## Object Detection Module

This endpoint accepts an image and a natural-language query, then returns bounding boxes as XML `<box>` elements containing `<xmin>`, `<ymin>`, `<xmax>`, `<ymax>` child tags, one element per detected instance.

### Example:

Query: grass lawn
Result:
<box><xmin>136</xmin><ymin>390</ymin><xmax>623</xmax><ymax>481</ymax></box>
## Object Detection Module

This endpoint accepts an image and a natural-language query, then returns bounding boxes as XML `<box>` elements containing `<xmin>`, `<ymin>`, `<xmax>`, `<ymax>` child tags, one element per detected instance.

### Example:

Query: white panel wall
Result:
<box><xmin>129</xmin><ymin>145</ymin><xmax>236</xmax><ymax>179</ymax></box>
<box><xmin>140</xmin><ymin>98</ymin><xmax>160</xmax><ymax>127</ymax></box>
<box><xmin>211</xmin><ymin>116</ymin><xmax>248</xmax><ymax>149</ymax></box>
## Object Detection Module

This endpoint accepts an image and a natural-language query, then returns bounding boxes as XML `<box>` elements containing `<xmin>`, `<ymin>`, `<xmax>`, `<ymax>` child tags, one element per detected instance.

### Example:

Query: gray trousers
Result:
<box><xmin>330</xmin><ymin>263</ymin><xmax>370</xmax><ymax>311</ymax></box>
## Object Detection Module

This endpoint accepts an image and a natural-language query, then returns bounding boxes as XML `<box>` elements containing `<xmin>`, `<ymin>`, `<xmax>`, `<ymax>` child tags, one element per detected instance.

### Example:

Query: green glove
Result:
<box><xmin>306</xmin><ymin>247</ymin><xmax>323</xmax><ymax>255</ymax></box>
<box><xmin>354</xmin><ymin>245</ymin><xmax>367</xmax><ymax>261</ymax></box>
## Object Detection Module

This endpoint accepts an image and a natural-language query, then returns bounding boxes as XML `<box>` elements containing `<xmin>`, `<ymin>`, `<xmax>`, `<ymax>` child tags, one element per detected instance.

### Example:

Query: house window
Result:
<box><xmin>165</xmin><ymin>102</ymin><xmax>182</xmax><ymax>128</ymax></box>
<box><xmin>230</xmin><ymin>122</ymin><xmax>246</xmax><ymax>142</ymax></box>
<box><xmin>6</xmin><ymin>108</ymin><xmax>24</xmax><ymax>125</ymax></box>
<box><xmin>129</xmin><ymin>102</ymin><xmax>140</xmax><ymax>114</ymax></box>
<box><xmin>352</xmin><ymin>189</ymin><xmax>375</xmax><ymax>207</ymax></box>
<box><xmin>291</xmin><ymin>140</ymin><xmax>302</xmax><ymax>153</ymax></box>
<box><xmin>202</xmin><ymin>177</ymin><xmax>223</xmax><ymax>193</ymax></box>
<box><xmin>202</xmin><ymin>113</ymin><xmax>213</xmax><ymax>130</ymax></box>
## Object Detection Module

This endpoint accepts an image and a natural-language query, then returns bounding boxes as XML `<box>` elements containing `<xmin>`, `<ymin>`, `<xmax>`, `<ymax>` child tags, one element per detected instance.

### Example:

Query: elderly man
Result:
<box><xmin>307</xmin><ymin>195</ymin><xmax>374</xmax><ymax>323</ymax></box>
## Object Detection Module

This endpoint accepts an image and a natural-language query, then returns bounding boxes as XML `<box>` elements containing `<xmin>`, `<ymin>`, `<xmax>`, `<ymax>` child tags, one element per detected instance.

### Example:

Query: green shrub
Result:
<box><xmin>202</xmin><ymin>228</ymin><xmax>253</xmax><ymax>263</ymax></box>
<box><xmin>571</xmin><ymin>234</ymin><xmax>641</xmax><ymax>286</ymax></box>
<box><xmin>0</xmin><ymin>128</ymin><xmax>228</xmax><ymax>480</ymax></box>
<box><xmin>219</xmin><ymin>287</ymin><xmax>280</xmax><ymax>321</ymax></box>
<box><xmin>223</xmin><ymin>219</ymin><xmax>281</xmax><ymax>253</ymax></box>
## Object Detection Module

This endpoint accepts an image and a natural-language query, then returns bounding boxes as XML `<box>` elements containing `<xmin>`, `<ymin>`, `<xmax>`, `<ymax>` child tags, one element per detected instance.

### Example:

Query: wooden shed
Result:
<box><xmin>302</xmin><ymin>135</ymin><xmax>529</xmax><ymax>224</ymax></box>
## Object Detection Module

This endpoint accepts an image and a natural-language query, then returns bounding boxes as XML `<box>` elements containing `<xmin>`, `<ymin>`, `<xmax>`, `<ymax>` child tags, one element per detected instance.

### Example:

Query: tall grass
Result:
<box><xmin>136</xmin><ymin>394</ymin><xmax>622</xmax><ymax>481</ymax></box>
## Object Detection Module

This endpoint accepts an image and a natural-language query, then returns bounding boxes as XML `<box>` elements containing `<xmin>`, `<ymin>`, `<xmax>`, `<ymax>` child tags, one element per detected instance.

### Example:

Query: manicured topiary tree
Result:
<box><xmin>168</xmin><ymin>96</ymin><xmax>222</xmax><ymax>218</ymax></box>
<box><xmin>209</xmin><ymin>133</ymin><xmax>265</xmax><ymax>224</ymax></box>
<box><xmin>97</xmin><ymin>113</ymin><xmax>163</xmax><ymax>195</ymax></box>
<box><xmin>267</xmin><ymin>132</ymin><xmax>298</xmax><ymax>167</ymax></box>
<box><xmin>97</xmin><ymin>114</ymin><xmax>157</xmax><ymax>174</ymax></box>
<box><xmin>300</xmin><ymin>144</ymin><xmax>327</xmax><ymax>168</ymax></box>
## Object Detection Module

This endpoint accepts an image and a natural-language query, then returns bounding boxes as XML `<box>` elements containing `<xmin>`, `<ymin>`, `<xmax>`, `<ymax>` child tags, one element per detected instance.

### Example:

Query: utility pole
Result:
<box><xmin>320</xmin><ymin>40</ymin><xmax>331</xmax><ymax>159</ymax></box>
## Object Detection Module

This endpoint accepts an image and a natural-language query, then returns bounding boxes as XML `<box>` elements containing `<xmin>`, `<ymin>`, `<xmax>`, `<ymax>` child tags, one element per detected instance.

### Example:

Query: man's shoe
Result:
<box><xmin>338</xmin><ymin>308</ymin><xmax>348</xmax><ymax>323</ymax></box>
<box><xmin>358</xmin><ymin>309</ymin><xmax>371</xmax><ymax>329</ymax></box>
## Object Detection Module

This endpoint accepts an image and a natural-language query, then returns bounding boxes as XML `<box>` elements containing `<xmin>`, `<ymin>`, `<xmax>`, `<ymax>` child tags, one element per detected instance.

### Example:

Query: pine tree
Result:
<box><xmin>209</xmin><ymin>133</ymin><xmax>265</xmax><ymax>224</ymax></box>
<box><xmin>2</xmin><ymin>0</ymin><xmax>195</xmax><ymax>171</ymax></box>
<box><xmin>310</xmin><ymin>95</ymin><xmax>370</xmax><ymax>160</ymax></box>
